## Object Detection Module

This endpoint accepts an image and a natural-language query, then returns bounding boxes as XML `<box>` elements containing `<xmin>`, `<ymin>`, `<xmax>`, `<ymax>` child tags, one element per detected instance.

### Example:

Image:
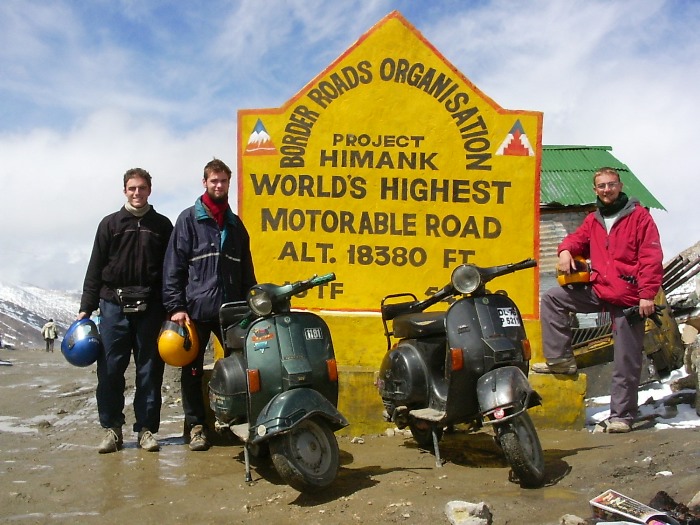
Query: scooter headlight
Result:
<box><xmin>452</xmin><ymin>264</ymin><xmax>482</xmax><ymax>294</ymax></box>
<box><xmin>248</xmin><ymin>286</ymin><xmax>273</xmax><ymax>316</ymax></box>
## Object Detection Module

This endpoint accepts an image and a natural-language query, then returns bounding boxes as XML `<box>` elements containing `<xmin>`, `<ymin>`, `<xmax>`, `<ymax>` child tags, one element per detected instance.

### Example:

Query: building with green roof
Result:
<box><xmin>541</xmin><ymin>145</ymin><xmax>664</xmax><ymax>210</ymax></box>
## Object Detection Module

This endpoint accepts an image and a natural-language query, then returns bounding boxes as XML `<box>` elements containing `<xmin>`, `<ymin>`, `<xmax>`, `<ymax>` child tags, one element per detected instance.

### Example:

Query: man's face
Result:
<box><xmin>203</xmin><ymin>171</ymin><xmax>230</xmax><ymax>202</ymax></box>
<box><xmin>124</xmin><ymin>176</ymin><xmax>151</xmax><ymax>208</ymax></box>
<box><xmin>594</xmin><ymin>173</ymin><xmax>622</xmax><ymax>206</ymax></box>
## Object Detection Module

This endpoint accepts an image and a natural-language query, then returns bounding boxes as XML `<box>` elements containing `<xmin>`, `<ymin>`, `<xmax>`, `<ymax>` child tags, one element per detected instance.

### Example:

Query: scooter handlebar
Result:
<box><xmin>310</xmin><ymin>273</ymin><xmax>336</xmax><ymax>286</ymax></box>
<box><xmin>512</xmin><ymin>258</ymin><xmax>538</xmax><ymax>271</ymax></box>
<box><xmin>479</xmin><ymin>258</ymin><xmax>538</xmax><ymax>284</ymax></box>
<box><xmin>288</xmin><ymin>273</ymin><xmax>336</xmax><ymax>297</ymax></box>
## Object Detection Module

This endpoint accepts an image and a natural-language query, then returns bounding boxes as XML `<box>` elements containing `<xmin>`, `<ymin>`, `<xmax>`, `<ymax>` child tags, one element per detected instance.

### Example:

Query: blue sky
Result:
<box><xmin>1</xmin><ymin>0</ymin><xmax>698</xmax><ymax>290</ymax></box>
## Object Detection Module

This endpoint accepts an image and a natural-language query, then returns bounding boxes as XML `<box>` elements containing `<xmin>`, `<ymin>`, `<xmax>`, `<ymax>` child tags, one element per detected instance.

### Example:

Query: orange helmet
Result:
<box><xmin>158</xmin><ymin>321</ymin><xmax>199</xmax><ymax>367</ymax></box>
<box><xmin>557</xmin><ymin>256</ymin><xmax>590</xmax><ymax>286</ymax></box>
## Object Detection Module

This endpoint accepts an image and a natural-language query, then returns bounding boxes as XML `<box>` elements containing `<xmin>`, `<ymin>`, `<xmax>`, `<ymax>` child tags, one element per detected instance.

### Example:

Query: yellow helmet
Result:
<box><xmin>158</xmin><ymin>321</ymin><xmax>199</xmax><ymax>367</ymax></box>
<box><xmin>557</xmin><ymin>255</ymin><xmax>591</xmax><ymax>286</ymax></box>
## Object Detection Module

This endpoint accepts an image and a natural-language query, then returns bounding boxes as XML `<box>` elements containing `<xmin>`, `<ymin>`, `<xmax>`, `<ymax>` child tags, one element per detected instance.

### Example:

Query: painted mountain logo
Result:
<box><xmin>496</xmin><ymin>120</ymin><xmax>534</xmax><ymax>156</ymax></box>
<box><xmin>245</xmin><ymin>119</ymin><xmax>277</xmax><ymax>155</ymax></box>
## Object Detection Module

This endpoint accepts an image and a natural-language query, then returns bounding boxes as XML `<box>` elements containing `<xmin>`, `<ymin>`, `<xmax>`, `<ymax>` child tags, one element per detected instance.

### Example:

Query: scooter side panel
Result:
<box><xmin>276</xmin><ymin>312</ymin><xmax>338</xmax><ymax>405</ymax></box>
<box><xmin>378</xmin><ymin>338</ymin><xmax>445</xmax><ymax>409</ymax></box>
<box><xmin>208</xmin><ymin>352</ymin><xmax>247</xmax><ymax>424</ymax></box>
<box><xmin>444</xmin><ymin>295</ymin><xmax>529</xmax><ymax>421</ymax></box>
<box><xmin>245</xmin><ymin>313</ymin><xmax>338</xmax><ymax>424</ymax></box>
<box><xmin>245</xmin><ymin>318</ymin><xmax>284</xmax><ymax>419</ymax></box>
<box><xmin>444</xmin><ymin>300</ymin><xmax>486</xmax><ymax>420</ymax></box>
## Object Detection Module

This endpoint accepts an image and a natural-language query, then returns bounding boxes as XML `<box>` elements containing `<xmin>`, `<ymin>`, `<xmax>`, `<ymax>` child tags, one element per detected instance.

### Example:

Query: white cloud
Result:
<box><xmin>1</xmin><ymin>0</ymin><xmax>698</xmax><ymax>290</ymax></box>
<box><xmin>425</xmin><ymin>0</ymin><xmax>700</xmax><ymax>259</ymax></box>
<box><xmin>0</xmin><ymin>108</ymin><xmax>236</xmax><ymax>289</ymax></box>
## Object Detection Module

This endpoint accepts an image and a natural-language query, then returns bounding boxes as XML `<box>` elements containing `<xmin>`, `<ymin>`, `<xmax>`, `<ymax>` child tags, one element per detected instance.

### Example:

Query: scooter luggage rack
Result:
<box><xmin>381</xmin><ymin>291</ymin><xmax>450</xmax><ymax>350</ymax></box>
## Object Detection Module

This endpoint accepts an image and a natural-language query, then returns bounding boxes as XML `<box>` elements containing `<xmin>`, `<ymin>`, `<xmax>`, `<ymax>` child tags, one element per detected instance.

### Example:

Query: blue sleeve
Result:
<box><xmin>162</xmin><ymin>209</ymin><xmax>191</xmax><ymax>314</ymax></box>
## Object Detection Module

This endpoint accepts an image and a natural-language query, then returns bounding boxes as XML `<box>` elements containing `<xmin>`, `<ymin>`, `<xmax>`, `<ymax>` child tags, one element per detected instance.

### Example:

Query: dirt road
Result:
<box><xmin>0</xmin><ymin>348</ymin><xmax>697</xmax><ymax>524</ymax></box>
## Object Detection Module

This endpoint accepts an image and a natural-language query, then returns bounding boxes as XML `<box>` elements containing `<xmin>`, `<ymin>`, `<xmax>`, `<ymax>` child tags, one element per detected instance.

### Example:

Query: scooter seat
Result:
<box><xmin>393</xmin><ymin>311</ymin><xmax>446</xmax><ymax>339</ymax></box>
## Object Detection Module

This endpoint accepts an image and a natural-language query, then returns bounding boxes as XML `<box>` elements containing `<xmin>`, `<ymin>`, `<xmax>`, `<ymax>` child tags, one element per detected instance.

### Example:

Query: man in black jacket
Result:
<box><xmin>163</xmin><ymin>158</ymin><xmax>256</xmax><ymax>451</ymax></box>
<box><xmin>78</xmin><ymin>168</ymin><xmax>173</xmax><ymax>453</ymax></box>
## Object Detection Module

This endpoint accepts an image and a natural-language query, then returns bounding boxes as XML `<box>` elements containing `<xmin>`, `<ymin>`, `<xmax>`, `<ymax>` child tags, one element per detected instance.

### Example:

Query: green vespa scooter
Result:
<box><xmin>208</xmin><ymin>273</ymin><xmax>348</xmax><ymax>492</ymax></box>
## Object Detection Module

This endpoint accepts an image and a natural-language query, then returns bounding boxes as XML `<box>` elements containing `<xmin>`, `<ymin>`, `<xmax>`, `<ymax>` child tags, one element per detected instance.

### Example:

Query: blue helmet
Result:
<box><xmin>61</xmin><ymin>319</ymin><xmax>102</xmax><ymax>367</ymax></box>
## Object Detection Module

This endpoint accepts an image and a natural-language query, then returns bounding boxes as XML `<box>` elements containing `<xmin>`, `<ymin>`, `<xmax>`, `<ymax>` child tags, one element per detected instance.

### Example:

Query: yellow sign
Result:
<box><xmin>239</xmin><ymin>11</ymin><xmax>541</xmax><ymax>317</ymax></box>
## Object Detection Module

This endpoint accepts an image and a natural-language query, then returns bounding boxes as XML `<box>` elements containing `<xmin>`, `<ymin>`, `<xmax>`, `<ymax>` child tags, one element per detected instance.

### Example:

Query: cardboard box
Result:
<box><xmin>590</xmin><ymin>489</ymin><xmax>680</xmax><ymax>524</ymax></box>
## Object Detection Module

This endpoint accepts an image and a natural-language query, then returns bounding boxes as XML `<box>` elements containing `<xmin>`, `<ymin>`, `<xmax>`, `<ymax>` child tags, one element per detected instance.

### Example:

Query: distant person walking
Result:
<box><xmin>41</xmin><ymin>319</ymin><xmax>58</xmax><ymax>352</ymax></box>
<box><xmin>78</xmin><ymin>168</ymin><xmax>173</xmax><ymax>454</ymax></box>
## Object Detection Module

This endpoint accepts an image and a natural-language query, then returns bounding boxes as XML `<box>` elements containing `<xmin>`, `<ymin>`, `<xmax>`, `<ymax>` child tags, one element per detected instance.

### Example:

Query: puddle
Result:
<box><xmin>0</xmin><ymin>416</ymin><xmax>39</xmax><ymax>434</ymax></box>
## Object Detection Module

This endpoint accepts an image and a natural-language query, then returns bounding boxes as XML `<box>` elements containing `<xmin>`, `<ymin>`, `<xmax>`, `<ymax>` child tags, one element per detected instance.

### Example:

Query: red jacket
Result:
<box><xmin>558</xmin><ymin>198</ymin><xmax>663</xmax><ymax>307</ymax></box>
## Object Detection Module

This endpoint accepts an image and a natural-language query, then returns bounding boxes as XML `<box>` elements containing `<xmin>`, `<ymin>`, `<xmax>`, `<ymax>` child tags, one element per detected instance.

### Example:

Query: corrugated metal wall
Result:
<box><xmin>539</xmin><ymin>207</ymin><xmax>592</xmax><ymax>298</ymax></box>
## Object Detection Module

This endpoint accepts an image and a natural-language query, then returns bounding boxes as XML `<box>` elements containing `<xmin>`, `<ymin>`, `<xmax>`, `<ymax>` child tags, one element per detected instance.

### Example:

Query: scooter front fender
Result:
<box><xmin>250</xmin><ymin>388</ymin><xmax>349</xmax><ymax>444</ymax></box>
<box><xmin>476</xmin><ymin>366</ymin><xmax>542</xmax><ymax>424</ymax></box>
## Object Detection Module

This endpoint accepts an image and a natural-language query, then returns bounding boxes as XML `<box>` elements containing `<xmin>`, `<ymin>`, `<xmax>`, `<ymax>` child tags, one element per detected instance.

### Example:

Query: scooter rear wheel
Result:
<box><xmin>496</xmin><ymin>412</ymin><xmax>545</xmax><ymax>488</ymax></box>
<box><xmin>270</xmin><ymin>418</ymin><xmax>339</xmax><ymax>492</ymax></box>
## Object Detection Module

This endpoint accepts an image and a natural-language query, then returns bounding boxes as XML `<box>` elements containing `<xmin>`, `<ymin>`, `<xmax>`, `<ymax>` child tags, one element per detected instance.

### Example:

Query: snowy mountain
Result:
<box><xmin>0</xmin><ymin>282</ymin><xmax>80</xmax><ymax>349</ymax></box>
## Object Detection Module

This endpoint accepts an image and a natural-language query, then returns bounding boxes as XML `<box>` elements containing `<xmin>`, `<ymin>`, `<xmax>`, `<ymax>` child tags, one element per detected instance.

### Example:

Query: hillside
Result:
<box><xmin>0</xmin><ymin>282</ymin><xmax>80</xmax><ymax>349</ymax></box>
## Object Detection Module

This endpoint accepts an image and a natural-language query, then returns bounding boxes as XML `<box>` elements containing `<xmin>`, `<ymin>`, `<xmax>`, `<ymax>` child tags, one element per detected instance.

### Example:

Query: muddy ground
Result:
<box><xmin>0</xmin><ymin>347</ymin><xmax>698</xmax><ymax>525</ymax></box>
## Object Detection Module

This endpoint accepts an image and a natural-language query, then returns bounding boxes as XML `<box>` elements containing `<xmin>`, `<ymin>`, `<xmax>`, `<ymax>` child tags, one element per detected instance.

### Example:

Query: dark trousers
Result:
<box><xmin>96</xmin><ymin>299</ymin><xmax>166</xmax><ymax>433</ymax></box>
<box><xmin>540</xmin><ymin>284</ymin><xmax>645</xmax><ymax>423</ymax></box>
<box><xmin>181</xmin><ymin>320</ymin><xmax>222</xmax><ymax>428</ymax></box>
<box><xmin>45</xmin><ymin>338</ymin><xmax>55</xmax><ymax>352</ymax></box>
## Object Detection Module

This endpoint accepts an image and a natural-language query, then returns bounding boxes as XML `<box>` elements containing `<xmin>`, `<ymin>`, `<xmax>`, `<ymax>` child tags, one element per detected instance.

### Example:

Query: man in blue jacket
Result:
<box><xmin>163</xmin><ymin>158</ymin><xmax>257</xmax><ymax>451</ymax></box>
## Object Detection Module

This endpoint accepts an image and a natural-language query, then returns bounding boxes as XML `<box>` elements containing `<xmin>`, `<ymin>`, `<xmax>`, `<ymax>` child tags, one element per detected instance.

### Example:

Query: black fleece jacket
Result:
<box><xmin>79</xmin><ymin>206</ymin><xmax>173</xmax><ymax>315</ymax></box>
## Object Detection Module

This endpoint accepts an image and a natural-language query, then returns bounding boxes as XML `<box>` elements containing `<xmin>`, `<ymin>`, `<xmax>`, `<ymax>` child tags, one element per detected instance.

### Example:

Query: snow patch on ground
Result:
<box><xmin>586</xmin><ymin>368</ymin><xmax>699</xmax><ymax>429</ymax></box>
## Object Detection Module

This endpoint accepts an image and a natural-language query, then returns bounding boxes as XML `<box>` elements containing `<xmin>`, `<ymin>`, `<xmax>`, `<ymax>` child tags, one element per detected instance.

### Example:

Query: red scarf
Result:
<box><xmin>201</xmin><ymin>192</ymin><xmax>228</xmax><ymax>229</ymax></box>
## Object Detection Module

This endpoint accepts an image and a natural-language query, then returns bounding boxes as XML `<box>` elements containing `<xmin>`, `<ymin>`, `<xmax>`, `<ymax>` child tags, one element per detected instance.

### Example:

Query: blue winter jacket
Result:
<box><xmin>162</xmin><ymin>198</ymin><xmax>257</xmax><ymax>322</ymax></box>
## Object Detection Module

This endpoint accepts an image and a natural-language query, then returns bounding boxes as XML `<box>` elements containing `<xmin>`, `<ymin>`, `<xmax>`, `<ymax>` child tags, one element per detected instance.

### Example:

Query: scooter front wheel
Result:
<box><xmin>270</xmin><ymin>418</ymin><xmax>340</xmax><ymax>492</ymax></box>
<box><xmin>495</xmin><ymin>412</ymin><xmax>545</xmax><ymax>488</ymax></box>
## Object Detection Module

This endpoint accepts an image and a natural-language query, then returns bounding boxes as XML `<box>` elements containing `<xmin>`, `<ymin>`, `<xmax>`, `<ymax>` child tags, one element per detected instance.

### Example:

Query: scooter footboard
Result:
<box><xmin>251</xmin><ymin>388</ymin><xmax>349</xmax><ymax>444</ymax></box>
<box><xmin>476</xmin><ymin>366</ymin><xmax>542</xmax><ymax>424</ymax></box>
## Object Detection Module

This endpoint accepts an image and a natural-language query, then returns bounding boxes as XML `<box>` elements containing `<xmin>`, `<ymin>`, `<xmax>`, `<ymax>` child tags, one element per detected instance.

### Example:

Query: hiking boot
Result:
<box><xmin>189</xmin><ymin>424</ymin><xmax>210</xmax><ymax>451</ymax></box>
<box><xmin>98</xmin><ymin>427</ymin><xmax>123</xmax><ymax>454</ymax></box>
<box><xmin>606</xmin><ymin>420</ymin><xmax>632</xmax><ymax>433</ymax></box>
<box><xmin>531</xmin><ymin>357</ymin><xmax>578</xmax><ymax>375</ymax></box>
<box><xmin>138</xmin><ymin>429</ymin><xmax>160</xmax><ymax>452</ymax></box>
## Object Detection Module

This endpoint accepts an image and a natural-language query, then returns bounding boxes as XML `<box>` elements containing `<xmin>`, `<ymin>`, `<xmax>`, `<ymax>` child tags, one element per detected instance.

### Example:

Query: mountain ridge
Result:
<box><xmin>0</xmin><ymin>281</ymin><xmax>80</xmax><ymax>349</ymax></box>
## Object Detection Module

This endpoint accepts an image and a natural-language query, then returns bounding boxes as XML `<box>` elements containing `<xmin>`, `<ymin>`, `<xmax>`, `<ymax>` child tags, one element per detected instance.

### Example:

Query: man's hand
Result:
<box><xmin>623</xmin><ymin>303</ymin><xmax>665</xmax><ymax>327</ymax></box>
<box><xmin>170</xmin><ymin>311</ymin><xmax>190</xmax><ymax>327</ymax></box>
<box><xmin>638</xmin><ymin>298</ymin><xmax>655</xmax><ymax>318</ymax></box>
<box><xmin>558</xmin><ymin>250</ymin><xmax>575</xmax><ymax>274</ymax></box>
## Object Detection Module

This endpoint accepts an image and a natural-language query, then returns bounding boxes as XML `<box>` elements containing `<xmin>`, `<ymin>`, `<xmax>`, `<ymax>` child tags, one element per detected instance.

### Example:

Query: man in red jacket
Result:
<box><xmin>534</xmin><ymin>167</ymin><xmax>663</xmax><ymax>433</ymax></box>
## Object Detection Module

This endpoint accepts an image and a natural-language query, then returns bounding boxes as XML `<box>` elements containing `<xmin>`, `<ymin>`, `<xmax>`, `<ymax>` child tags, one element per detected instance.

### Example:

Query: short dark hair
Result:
<box><xmin>203</xmin><ymin>158</ymin><xmax>232</xmax><ymax>181</ymax></box>
<box><xmin>123</xmin><ymin>168</ymin><xmax>152</xmax><ymax>189</ymax></box>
